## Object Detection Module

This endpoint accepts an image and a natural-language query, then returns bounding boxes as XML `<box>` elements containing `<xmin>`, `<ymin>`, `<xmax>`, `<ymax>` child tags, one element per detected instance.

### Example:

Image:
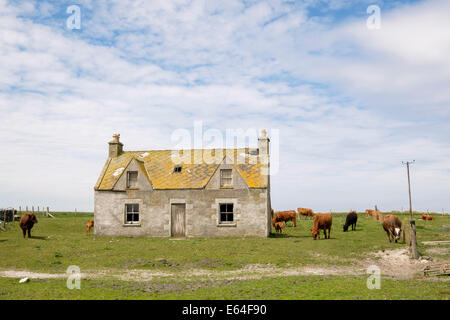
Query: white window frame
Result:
<box><xmin>124</xmin><ymin>203</ymin><xmax>140</xmax><ymax>224</ymax></box>
<box><xmin>127</xmin><ymin>171</ymin><xmax>138</xmax><ymax>188</ymax></box>
<box><xmin>220</xmin><ymin>169</ymin><xmax>233</xmax><ymax>188</ymax></box>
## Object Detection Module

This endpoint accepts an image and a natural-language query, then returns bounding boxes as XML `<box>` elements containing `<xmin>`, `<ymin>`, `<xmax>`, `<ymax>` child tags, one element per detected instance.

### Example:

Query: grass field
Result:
<box><xmin>0</xmin><ymin>211</ymin><xmax>449</xmax><ymax>300</ymax></box>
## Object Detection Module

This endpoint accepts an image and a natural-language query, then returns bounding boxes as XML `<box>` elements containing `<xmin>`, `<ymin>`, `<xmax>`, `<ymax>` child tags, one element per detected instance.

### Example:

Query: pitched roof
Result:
<box><xmin>94</xmin><ymin>149</ymin><xmax>267</xmax><ymax>190</ymax></box>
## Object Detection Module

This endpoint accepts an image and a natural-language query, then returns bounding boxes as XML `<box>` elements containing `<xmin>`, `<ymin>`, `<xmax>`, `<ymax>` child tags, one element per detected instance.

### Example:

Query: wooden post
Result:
<box><xmin>410</xmin><ymin>220</ymin><xmax>420</xmax><ymax>259</ymax></box>
<box><xmin>26</xmin><ymin>206</ymin><xmax>28</xmax><ymax>212</ymax></box>
<box><xmin>402</xmin><ymin>219</ymin><xmax>406</xmax><ymax>244</ymax></box>
<box><xmin>32</xmin><ymin>206</ymin><xmax>34</xmax><ymax>214</ymax></box>
<box><xmin>46</xmin><ymin>207</ymin><xmax>49</xmax><ymax>217</ymax></box>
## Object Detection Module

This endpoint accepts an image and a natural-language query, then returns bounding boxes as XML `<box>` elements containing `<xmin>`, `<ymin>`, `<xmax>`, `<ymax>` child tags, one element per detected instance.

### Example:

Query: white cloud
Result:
<box><xmin>0</xmin><ymin>0</ymin><xmax>449</xmax><ymax>213</ymax></box>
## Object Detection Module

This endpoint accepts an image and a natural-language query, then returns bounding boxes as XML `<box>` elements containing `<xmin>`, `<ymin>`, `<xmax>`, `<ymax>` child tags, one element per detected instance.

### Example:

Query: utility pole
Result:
<box><xmin>402</xmin><ymin>160</ymin><xmax>420</xmax><ymax>259</ymax></box>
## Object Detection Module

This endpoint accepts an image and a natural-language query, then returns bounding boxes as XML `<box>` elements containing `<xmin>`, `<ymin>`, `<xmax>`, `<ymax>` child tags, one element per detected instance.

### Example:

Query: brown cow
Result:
<box><xmin>421</xmin><ymin>213</ymin><xmax>434</xmax><ymax>221</ymax></box>
<box><xmin>366</xmin><ymin>209</ymin><xmax>378</xmax><ymax>218</ymax></box>
<box><xmin>382</xmin><ymin>215</ymin><xmax>402</xmax><ymax>243</ymax></box>
<box><xmin>86</xmin><ymin>220</ymin><xmax>94</xmax><ymax>235</ymax></box>
<box><xmin>310</xmin><ymin>213</ymin><xmax>332</xmax><ymax>240</ymax></box>
<box><xmin>274</xmin><ymin>221</ymin><xmax>285</xmax><ymax>234</ymax></box>
<box><xmin>297</xmin><ymin>208</ymin><xmax>314</xmax><ymax>219</ymax></box>
<box><xmin>19</xmin><ymin>213</ymin><xmax>38</xmax><ymax>238</ymax></box>
<box><xmin>274</xmin><ymin>210</ymin><xmax>297</xmax><ymax>227</ymax></box>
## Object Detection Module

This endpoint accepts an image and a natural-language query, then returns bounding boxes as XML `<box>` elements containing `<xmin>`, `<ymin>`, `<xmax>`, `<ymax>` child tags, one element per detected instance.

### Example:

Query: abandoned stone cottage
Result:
<box><xmin>94</xmin><ymin>131</ymin><xmax>271</xmax><ymax>237</ymax></box>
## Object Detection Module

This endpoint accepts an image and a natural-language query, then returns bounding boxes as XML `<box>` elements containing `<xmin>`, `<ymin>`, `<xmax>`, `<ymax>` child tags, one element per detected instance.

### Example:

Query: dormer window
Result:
<box><xmin>174</xmin><ymin>165</ymin><xmax>182</xmax><ymax>173</ymax></box>
<box><xmin>220</xmin><ymin>169</ymin><xmax>232</xmax><ymax>188</ymax></box>
<box><xmin>127</xmin><ymin>171</ymin><xmax>138</xmax><ymax>188</ymax></box>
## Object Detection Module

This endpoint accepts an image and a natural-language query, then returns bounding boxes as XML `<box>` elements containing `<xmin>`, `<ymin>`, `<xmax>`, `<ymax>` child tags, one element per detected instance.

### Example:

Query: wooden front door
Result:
<box><xmin>171</xmin><ymin>204</ymin><xmax>186</xmax><ymax>237</ymax></box>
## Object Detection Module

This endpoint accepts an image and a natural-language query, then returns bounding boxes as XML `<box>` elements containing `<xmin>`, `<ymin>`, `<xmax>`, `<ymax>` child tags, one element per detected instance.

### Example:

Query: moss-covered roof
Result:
<box><xmin>94</xmin><ymin>149</ymin><xmax>267</xmax><ymax>190</ymax></box>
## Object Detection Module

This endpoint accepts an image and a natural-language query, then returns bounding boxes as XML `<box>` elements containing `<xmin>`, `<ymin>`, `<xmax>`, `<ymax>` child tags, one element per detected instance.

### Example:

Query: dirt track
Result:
<box><xmin>1</xmin><ymin>249</ymin><xmax>447</xmax><ymax>282</ymax></box>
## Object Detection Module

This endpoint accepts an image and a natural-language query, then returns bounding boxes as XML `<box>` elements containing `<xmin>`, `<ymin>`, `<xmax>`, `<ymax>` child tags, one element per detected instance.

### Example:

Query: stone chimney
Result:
<box><xmin>108</xmin><ymin>134</ymin><xmax>123</xmax><ymax>158</ymax></box>
<box><xmin>258</xmin><ymin>129</ymin><xmax>270</xmax><ymax>157</ymax></box>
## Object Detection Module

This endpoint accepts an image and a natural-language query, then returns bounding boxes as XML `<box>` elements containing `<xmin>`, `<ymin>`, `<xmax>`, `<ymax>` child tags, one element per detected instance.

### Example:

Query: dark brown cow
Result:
<box><xmin>297</xmin><ymin>208</ymin><xmax>314</xmax><ymax>219</ymax></box>
<box><xmin>274</xmin><ymin>210</ymin><xmax>297</xmax><ymax>227</ymax></box>
<box><xmin>382</xmin><ymin>215</ymin><xmax>402</xmax><ymax>243</ymax></box>
<box><xmin>19</xmin><ymin>213</ymin><xmax>38</xmax><ymax>238</ymax></box>
<box><xmin>311</xmin><ymin>213</ymin><xmax>332</xmax><ymax>240</ymax></box>
<box><xmin>86</xmin><ymin>220</ymin><xmax>94</xmax><ymax>235</ymax></box>
<box><xmin>343</xmin><ymin>211</ymin><xmax>358</xmax><ymax>232</ymax></box>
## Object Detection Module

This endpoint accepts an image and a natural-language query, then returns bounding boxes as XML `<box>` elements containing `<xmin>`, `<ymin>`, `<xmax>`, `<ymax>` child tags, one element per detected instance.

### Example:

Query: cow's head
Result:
<box><xmin>310</xmin><ymin>228</ymin><xmax>319</xmax><ymax>240</ymax></box>
<box><xmin>343</xmin><ymin>224</ymin><xmax>348</xmax><ymax>232</ymax></box>
<box><xmin>30</xmin><ymin>214</ymin><xmax>38</xmax><ymax>224</ymax></box>
<box><xmin>393</xmin><ymin>227</ymin><xmax>401</xmax><ymax>241</ymax></box>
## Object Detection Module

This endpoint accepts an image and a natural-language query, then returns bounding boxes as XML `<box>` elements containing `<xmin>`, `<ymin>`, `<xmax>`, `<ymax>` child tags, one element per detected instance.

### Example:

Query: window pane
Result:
<box><xmin>126</xmin><ymin>205</ymin><xmax>132</xmax><ymax>213</ymax></box>
<box><xmin>126</xmin><ymin>213</ymin><xmax>133</xmax><ymax>222</ymax></box>
<box><xmin>133</xmin><ymin>213</ymin><xmax>139</xmax><ymax>222</ymax></box>
<box><xmin>227</xmin><ymin>213</ymin><xmax>233</xmax><ymax>222</ymax></box>
<box><xmin>220</xmin><ymin>204</ymin><xmax>226</xmax><ymax>213</ymax></box>
<box><xmin>220</xmin><ymin>169</ymin><xmax>232</xmax><ymax>186</ymax></box>
<box><xmin>227</xmin><ymin>204</ymin><xmax>233</xmax><ymax>213</ymax></box>
<box><xmin>221</xmin><ymin>169</ymin><xmax>232</xmax><ymax>178</ymax></box>
<box><xmin>127</xmin><ymin>171</ymin><xmax>138</xmax><ymax>187</ymax></box>
<box><xmin>220</xmin><ymin>213</ymin><xmax>227</xmax><ymax>222</ymax></box>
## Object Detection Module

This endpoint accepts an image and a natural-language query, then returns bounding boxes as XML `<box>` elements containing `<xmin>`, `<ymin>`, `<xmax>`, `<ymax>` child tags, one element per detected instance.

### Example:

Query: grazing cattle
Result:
<box><xmin>343</xmin><ymin>211</ymin><xmax>358</xmax><ymax>232</ymax></box>
<box><xmin>366</xmin><ymin>209</ymin><xmax>382</xmax><ymax>220</ymax></box>
<box><xmin>86</xmin><ymin>220</ymin><xmax>94</xmax><ymax>235</ymax></box>
<box><xmin>19</xmin><ymin>213</ymin><xmax>38</xmax><ymax>238</ymax></box>
<box><xmin>365</xmin><ymin>209</ymin><xmax>377</xmax><ymax>218</ymax></box>
<box><xmin>382</xmin><ymin>215</ymin><xmax>402</xmax><ymax>243</ymax></box>
<box><xmin>274</xmin><ymin>210</ymin><xmax>297</xmax><ymax>227</ymax></box>
<box><xmin>297</xmin><ymin>208</ymin><xmax>314</xmax><ymax>219</ymax></box>
<box><xmin>310</xmin><ymin>213</ymin><xmax>332</xmax><ymax>240</ymax></box>
<box><xmin>274</xmin><ymin>221</ymin><xmax>285</xmax><ymax>234</ymax></box>
<box><xmin>421</xmin><ymin>214</ymin><xmax>434</xmax><ymax>221</ymax></box>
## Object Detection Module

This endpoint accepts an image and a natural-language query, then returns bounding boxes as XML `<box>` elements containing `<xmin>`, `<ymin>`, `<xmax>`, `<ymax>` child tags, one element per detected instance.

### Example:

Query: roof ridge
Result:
<box><xmin>124</xmin><ymin>147</ymin><xmax>256</xmax><ymax>152</ymax></box>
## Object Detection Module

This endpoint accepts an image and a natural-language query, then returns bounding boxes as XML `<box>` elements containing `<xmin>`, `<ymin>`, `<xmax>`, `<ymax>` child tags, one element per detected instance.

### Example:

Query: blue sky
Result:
<box><xmin>0</xmin><ymin>0</ymin><xmax>449</xmax><ymax>213</ymax></box>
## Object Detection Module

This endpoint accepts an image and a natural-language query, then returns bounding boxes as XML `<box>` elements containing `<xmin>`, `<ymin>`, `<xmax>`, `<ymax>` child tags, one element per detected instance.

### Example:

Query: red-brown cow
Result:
<box><xmin>421</xmin><ymin>213</ymin><xmax>434</xmax><ymax>221</ymax></box>
<box><xmin>274</xmin><ymin>210</ymin><xmax>297</xmax><ymax>227</ymax></box>
<box><xmin>311</xmin><ymin>213</ymin><xmax>332</xmax><ymax>240</ymax></box>
<box><xmin>382</xmin><ymin>215</ymin><xmax>402</xmax><ymax>243</ymax></box>
<box><xmin>274</xmin><ymin>221</ymin><xmax>285</xmax><ymax>234</ymax></box>
<box><xmin>19</xmin><ymin>213</ymin><xmax>38</xmax><ymax>238</ymax></box>
<box><xmin>297</xmin><ymin>208</ymin><xmax>314</xmax><ymax>219</ymax></box>
<box><xmin>365</xmin><ymin>209</ymin><xmax>375</xmax><ymax>218</ymax></box>
<box><xmin>86</xmin><ymin>220</ymin><xmax>94</xmax><ymax>235</ymax></box>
